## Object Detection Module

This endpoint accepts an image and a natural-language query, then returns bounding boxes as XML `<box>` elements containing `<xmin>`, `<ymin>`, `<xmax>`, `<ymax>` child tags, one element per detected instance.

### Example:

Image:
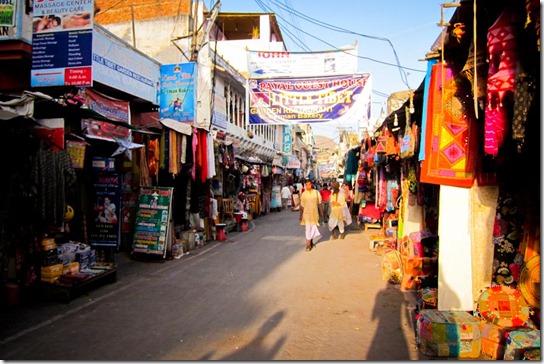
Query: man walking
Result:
<box><xmin>319</xmin><ymin>183</ymin><xmax>331</xmax><ymax>224</ymax></box>
<box><xmin>281</xmin><ymin>184</ymin><xmax>292</xmax><ymax>211</ymax></box>
<box><xmin>299</xmin><ymin>180</ymin><xmax>323</xmax><ymax>251</ymax></box>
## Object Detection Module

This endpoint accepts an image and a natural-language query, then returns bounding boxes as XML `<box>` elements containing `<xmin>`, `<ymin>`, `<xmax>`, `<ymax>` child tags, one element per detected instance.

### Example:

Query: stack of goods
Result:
<box><xmin>399</xmin><ymin>231</ymin><xmax>438</xmax><ymax>291</ymax></box>
<box><xmin>504</xmin><ymin>329</ymin><xmax>540</xmax><ymax>360</ymax></box>
<box><xmin>416</xmin><ymin>310</ymin><xmax>481</xmax><ymax>358</ymax></box>
<box><xmin>476</xmin><ymin>285</ymin><xmax>538</xmax><ymax>359</ymax></box>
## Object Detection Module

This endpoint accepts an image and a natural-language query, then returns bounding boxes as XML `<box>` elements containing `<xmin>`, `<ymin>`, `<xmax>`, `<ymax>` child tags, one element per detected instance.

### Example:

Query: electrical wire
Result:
<box><xmin>252</xmin><ymin>0</ymin><xmax>420</xmax><ymax>89</ymax></box>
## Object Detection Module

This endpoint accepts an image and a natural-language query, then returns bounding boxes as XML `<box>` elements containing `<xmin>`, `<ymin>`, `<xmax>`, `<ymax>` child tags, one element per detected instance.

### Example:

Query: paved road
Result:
<box><xmin>1</xmin><ymin>209</ymin><xmax>427</xmax><ymax>360</ymax></box>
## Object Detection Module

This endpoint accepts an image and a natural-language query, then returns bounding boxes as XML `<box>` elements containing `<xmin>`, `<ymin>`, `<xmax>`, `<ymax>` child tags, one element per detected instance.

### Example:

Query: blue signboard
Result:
<box><xmin>159</xmin><ymin>63</ymin><xmax>196</xmax><ymax>122</ymax></box>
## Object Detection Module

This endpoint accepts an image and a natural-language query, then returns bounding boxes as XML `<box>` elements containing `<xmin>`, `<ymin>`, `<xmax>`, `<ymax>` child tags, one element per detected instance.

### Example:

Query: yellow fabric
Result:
<box><xmin>300</xmin><ymin>188</ymin><xmax>322</xmax><ymax>226</ymax></box>
<box><xmin>329</xmin><ymin>191</ymin><xmax>347</xmax><ymax>221</ymax></box>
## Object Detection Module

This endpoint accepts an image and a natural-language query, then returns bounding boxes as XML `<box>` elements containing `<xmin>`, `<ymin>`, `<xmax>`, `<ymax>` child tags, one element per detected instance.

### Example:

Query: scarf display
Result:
<box><xmin>420</xmin><ymin>62</ymin><xmax>477</xmax><ymax>188</ymax></box>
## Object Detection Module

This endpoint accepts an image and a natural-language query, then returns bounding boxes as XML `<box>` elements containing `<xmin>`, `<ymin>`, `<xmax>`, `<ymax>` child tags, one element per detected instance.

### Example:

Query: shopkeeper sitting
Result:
<box><xmin>235</xmin><ymin>191</ymin><xmax>249</xmax><ymax>219</ymax></box>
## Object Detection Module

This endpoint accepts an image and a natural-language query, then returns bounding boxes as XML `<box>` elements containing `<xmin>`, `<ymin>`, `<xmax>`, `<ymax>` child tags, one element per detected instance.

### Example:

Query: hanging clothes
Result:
<box><xmin>32</xmin><ymin>148</ymin><xmax>77</xmax><ymax>226</ymax></box>
<box><xmin>484</xmin><ymin>4</ymin><xmax>522</xmax><ymax>156</ymax></box>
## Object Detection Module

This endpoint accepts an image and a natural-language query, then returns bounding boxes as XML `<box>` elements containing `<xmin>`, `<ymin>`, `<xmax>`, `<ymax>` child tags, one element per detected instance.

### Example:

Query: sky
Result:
<box><xmin>213</xmin><ymin>0</ymin><xmax>457</xmax><ymax>143</ymax></box>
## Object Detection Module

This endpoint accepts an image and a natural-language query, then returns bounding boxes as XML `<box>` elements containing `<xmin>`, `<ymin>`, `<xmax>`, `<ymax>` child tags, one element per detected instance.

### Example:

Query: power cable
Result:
<box><xmin>252</xmin><ymin>0</ymin><xmax>420</xmax><ymax>89</ymax></box>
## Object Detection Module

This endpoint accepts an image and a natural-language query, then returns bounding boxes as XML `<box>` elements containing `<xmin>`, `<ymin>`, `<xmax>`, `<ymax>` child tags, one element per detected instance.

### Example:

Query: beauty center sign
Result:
<box><xmin>248</xmin><ymin>73</ymin><xmax>371</xmax><ymax>125</ymax></box>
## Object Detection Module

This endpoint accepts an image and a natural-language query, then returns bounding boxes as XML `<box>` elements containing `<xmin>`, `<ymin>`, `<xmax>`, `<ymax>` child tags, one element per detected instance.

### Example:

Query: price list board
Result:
<box><xmin>131</xmin><ymin>187</ymin><xmax>174</xmax><ymax>258</ymax></box>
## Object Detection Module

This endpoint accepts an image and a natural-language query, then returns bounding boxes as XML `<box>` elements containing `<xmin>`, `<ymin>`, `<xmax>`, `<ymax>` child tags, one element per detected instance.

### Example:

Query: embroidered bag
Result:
<box><xmin>376</xmin><ymin>132</ymin><xmax>388</xmax><ymax>154</ymax></box>
<box><xmin>384</xmin><ymin>127</ymin><xmax>399</xmax><ymax>156</ymax></box>
<box><xmin>400</xmin><ymin>107</ymin><xmax>416</xmax><ymax>159</ymax></box>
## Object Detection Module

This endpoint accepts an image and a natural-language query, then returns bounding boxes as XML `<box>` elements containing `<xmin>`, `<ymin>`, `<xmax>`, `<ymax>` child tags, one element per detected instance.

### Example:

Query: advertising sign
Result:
<box><xmin>159</xmin><ymin>63</ymin><xmax>196</xmax><ymax>123</ymax></box>
<box><xmin>248</xmin><ymin>73</ymin><xmax>371</xmax><ymax>125</ymax></box>
<box><xmin>282</xmin><ymin>125</ymin><xmax>292</xmax><ymax>154</ymax></box>
<box><xmin>89</xmin><ymin>173</ymin><xmax>121</xmax><ymax>247</ymax></box>
<box><xmin>247</xmin><ymin>46</ymin><xmax>358</xmax><ymax>78</ymax></box>
<box><xmin>82</xmin><ymin>88</ymin><xmax>131</xmax><ymax>142</ymax></box>
<box><xmin>31</xmin><ymin>0</ymin><xmax>94</xmax><ymax>87</ymax></box>
<box><xmin>131</xmin><ymin>186</ymin><xmax>174</xmax><ymax>258</ymax></box>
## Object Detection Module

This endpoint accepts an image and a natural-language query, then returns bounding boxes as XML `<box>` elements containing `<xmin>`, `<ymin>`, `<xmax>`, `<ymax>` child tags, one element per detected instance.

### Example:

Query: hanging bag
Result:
<box><xmin>400</xmin><ymin>107</ymin><xmax>416</xmax><ymax>159</ymax></box>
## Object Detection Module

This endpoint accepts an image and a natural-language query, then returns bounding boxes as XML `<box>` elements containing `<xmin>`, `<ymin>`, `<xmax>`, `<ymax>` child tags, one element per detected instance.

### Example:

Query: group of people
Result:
<box><xmin>296</xmin><ymin>180</ymin><xmax>353</xmax><ymax>252</ymax></box>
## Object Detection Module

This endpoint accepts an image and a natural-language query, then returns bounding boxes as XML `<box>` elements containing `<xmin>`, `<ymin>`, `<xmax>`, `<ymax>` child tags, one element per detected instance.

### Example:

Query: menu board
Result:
<box><xmin>131</xmin><ymin>186</ymin><xmax>174</xmax><ymax>257</ymax></box>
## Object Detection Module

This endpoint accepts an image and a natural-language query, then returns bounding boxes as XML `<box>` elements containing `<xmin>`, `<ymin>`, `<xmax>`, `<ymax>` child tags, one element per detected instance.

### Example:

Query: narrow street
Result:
<box><xmin>1</xmin><ymin>209</ymin><xmax>427</xmax><ymax>360</ymax></box>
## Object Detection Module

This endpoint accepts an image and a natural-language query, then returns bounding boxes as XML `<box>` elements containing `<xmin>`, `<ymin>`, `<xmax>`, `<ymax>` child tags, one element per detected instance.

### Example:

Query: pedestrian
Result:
<box><xmin>328</xmin><ymin>182</ymin><xmax>350</xmax><ymax>239</ymax></box>
<box><xmin>291</xmin><ymin>185</ymin><xmax>300</xmax><ymax>211</ymax></box>
<box><xmin>299</xmin><ymin>180</ymin><xmax>323</xmax><ymax>251</ymax></box>
<box><xmin>319</xmin><ymin>183</ymin><xmax>331</xmax><ymax>224</ymax></box>
<box><xmin>280</xmin><ymin>184</ymin><xmax>292</xmax><ymax>211</ymax></box>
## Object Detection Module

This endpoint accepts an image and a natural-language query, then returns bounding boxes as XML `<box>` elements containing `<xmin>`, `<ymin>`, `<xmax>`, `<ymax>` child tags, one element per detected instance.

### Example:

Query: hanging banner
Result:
<box><xmin>318</xmin><ymin>162</ymin><xmax>337</xmax><ymax>178</ymax></box>
<box><xmin>89</xmin><ymin>173</ymin><xmax>121</xmax><ymax>247</ymax></box>
<box><xmin>30</xmin><ymin>0</ymin><xmax>94</xmax><ymax>87</ymax></box>
<box><xmin>247</xmin><ymin>45</ymin><xmax>358</xmax><ymax>78</ymax></box>
<box><xmin>82</xmin><ymin>88</ymin><xmax>131</xmax><ymax>142</ymax></box>
<box><xmin>131</xmin><ymin>186</ymin><xmax>174</xmax><ymax>258</ymax></box>
<box><xmin>248</xmin><ymin>73</ymin><xmax>371</xmax><ymax>125</ymax></box>
<box><xmin>159</xmin><ymin>62</ymin><xmax>196</xmax><ymax>123</ymax></box>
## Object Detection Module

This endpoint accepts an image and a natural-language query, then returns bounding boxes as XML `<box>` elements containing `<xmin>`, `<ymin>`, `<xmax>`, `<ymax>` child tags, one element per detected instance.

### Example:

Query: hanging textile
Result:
<box><xmin>207</xmin><ymin>132</ymin><xmax>216</xmax><ymax>179</ymax></box>
<box><xmin>420</xmin><ymin>62</ymin><xmax>477</xmax><ymax>188</ymax></box>
<box><xmin>32</xmin><ymin>148</ymin><xmax>77</xmax><ymax>226</ymax></box>
<box><xmin>197</xmin><ymin>129</ymin><xmax>208</xmax><ymax>182</ymax></box>
<box><xmin>191</xmin><ymin>127</ymin><xmax>198</xmax><ymax>181</ymax></box>
<box><xmin>418</xmin><ymin>58</ymin><xmax>438</xmax><ymax>162</ymax></box>
<box><xmin>484</xmin><ymin>5</ymin><xmax>521</xmax><ymax>156</ymax></box>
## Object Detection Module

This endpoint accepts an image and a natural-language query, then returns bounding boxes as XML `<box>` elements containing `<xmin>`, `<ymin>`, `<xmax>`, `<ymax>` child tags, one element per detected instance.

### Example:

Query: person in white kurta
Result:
<box><xmin>299</xmin><ymin>180</ymin><xmax>323</xmax><ymax>251</ymax></box>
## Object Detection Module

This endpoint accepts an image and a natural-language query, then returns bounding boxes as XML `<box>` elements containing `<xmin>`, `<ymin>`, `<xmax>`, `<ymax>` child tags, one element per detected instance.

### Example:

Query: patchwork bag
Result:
<box><xmin>400</xmin><ymin>109</ymin><xmax>416</xmax><ymax>159</ymax></box>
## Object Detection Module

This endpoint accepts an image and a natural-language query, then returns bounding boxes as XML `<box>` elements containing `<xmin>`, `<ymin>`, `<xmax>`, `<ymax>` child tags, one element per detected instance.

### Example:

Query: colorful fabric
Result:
<box><xmin>420</xmin><ymin>62</ymin><xmax>477</xmax><ymax>187</ymax></box>
<box><xmin>418</xmin><ymin>58</ymin><xmax>438</xmax><ymax>162</ymax></box>
<box><xmin>504</xmin><ymin>329</ymin><xmax>541</xmax><ymax>360</ymax></box>
<box><xmin>485</xmin><ymin>6</ymin><xmax>520</xmax><ymax>156</ymax></box>
<box><xmin>477</xmin><ymin>286</ymin><xmax>530</xmax><ymax>327</ymax></box>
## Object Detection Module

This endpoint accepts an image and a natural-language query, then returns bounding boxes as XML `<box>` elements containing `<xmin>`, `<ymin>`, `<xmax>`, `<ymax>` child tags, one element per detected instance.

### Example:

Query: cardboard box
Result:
<box><xmin>416</xmin><ymin>310</ymin><xmax>481</xmax><ymax>359</ymax></box>
<box><xmin>62</xmin><ymin>262</ymin><xmax>80</xmax><ymax>275</ymax></box>
<box><xmin>41</xmin><ymin>264</ymin><xmax>64</xmax><ymax>278</ymax></box>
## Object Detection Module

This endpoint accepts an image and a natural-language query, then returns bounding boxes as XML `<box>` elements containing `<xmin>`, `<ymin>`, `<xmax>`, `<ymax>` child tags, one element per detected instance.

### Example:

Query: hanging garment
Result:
<box><xmin>420</xmin><ymin>62</ymin><xmax>478</xmax><ymax>188</ymax></box>
<box><xmin>484</xmin><ymin>5</ymin><xmax>522</xmax><ymax>156</ymax></box>
<box><xmin>207</xmin><ymin>132</ymin><xmax>216</xmax><ymax>178</ymax></box>
<box><xmin>418</xmin><ymin>58</ymin><xmax>438</xmax><ymax>162</ymax></box>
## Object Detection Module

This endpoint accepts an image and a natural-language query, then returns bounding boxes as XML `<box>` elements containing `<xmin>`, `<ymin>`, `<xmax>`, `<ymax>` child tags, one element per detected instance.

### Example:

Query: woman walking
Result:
<box><xmin>328</xmin><ymin>182</ymin><xmax>350</xmax><ymax>239</ymax></box>
<box><xmin>299</xmin><ymin>180</ymin><xmax>323</xmax><ymax>251</ymax></box>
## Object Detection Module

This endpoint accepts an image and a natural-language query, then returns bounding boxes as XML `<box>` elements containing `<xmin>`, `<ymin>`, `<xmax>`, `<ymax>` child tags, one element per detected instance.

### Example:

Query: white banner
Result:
<box><xmin>247</xmin><ymin>45</ymin><xmax>358</xmax><ymax>79</ymax></box>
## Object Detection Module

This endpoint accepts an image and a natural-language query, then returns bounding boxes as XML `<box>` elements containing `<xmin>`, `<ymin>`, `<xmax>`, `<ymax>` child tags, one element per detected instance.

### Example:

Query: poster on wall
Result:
<box><xmin>131</xmin><ymin>186</ymin><xmax>174</xmax><ymax>258</ymax></box>
<box><xmin>89</xmin><ymin>173</ymin><xmax>121</xmax><ymax>247</ymax></box>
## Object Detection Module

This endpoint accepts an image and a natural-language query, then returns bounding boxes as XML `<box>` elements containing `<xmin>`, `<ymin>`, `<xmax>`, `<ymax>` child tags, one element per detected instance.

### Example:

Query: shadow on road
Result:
<box><xmin>199</xmin><ymin>311</ymin><xmax>287</xmax><ymax>360</ymax></box>
<box><xmin>366</xmin><ymin>285</ymin><xmax>411</xmax><ymax>360</ymax></box>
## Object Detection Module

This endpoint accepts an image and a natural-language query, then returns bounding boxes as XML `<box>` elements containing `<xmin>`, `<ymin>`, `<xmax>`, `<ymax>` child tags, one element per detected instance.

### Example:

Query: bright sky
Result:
<box><xmin>214</xmin><ymin>0</ymin><xmax>457</xmax><ymax>143</ymax></box>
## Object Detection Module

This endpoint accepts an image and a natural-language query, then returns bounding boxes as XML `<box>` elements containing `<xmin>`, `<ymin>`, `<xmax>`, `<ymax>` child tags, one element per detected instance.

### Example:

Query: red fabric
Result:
<box><xmin>484</xmin><ymin>5</ymin><xmax>521</xmax><ymax>156</ymax></box>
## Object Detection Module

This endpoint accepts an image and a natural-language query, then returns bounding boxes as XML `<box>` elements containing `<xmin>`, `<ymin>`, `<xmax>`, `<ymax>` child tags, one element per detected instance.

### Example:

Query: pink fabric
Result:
<box><xmin>191</xmin><ymin>127</ymin><xmax>198</xmax><ymax>180</ymax></box>
<box><xmin>484</xmin><ymin>6</ymin><xmax>521</xmax><ymax>156</ymax></box>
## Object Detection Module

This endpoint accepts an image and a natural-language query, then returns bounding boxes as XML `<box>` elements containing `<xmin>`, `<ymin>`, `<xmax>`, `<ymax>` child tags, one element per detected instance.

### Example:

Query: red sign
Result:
<box><xmin>64</xmin><ymin>67</ymin><xmax>92</xmax><ymax>86</ymax></box>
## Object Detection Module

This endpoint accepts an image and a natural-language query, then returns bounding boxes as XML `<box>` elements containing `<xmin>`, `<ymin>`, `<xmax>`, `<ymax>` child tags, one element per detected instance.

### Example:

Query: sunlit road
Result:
<box><xmin>1</xmin><ymin>209</ymin><xmax>425</xmax><ymax>360</ymax></box>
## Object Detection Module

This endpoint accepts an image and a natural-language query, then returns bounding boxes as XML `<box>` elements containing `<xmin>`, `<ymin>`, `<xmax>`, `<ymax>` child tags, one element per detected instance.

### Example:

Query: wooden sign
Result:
<box><xmin>131</xmin><ymin>186</ymin><xmax>174</xmax><ymax>257</ymax></box>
